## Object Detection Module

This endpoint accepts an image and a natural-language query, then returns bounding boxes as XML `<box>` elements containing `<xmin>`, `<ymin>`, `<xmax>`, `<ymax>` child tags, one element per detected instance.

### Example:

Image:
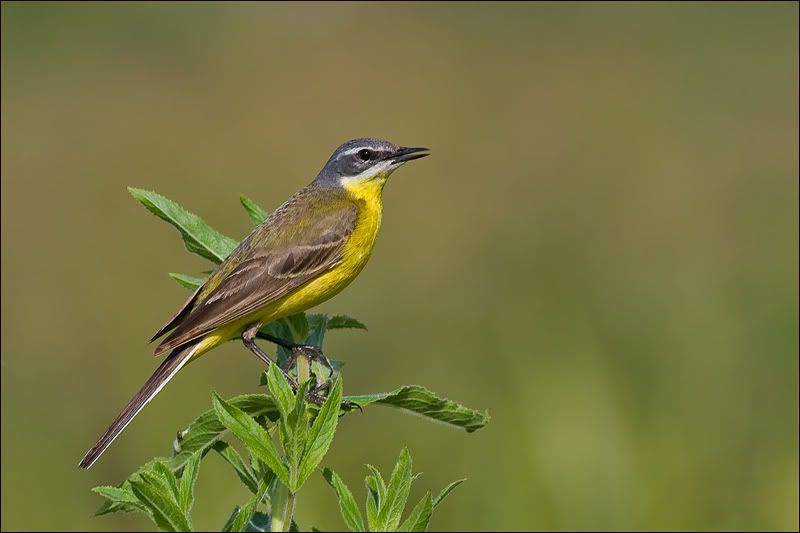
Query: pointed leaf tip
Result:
<box><xmin>239</xmin><ymin>194</ymin><xmax>270</xmax><ymax>225</ymax></box>
<box><xmin>129</xmin><ymin>187</ymin><xmax>237</xmax><ymax>263</ymax></box>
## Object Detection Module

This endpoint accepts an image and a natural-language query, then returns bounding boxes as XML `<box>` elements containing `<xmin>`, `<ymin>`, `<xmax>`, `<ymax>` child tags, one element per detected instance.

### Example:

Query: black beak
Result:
<box><xmin>389</xmin><ymin>146</ymin><xmax>430</xmax><ymax>165</ymax></box>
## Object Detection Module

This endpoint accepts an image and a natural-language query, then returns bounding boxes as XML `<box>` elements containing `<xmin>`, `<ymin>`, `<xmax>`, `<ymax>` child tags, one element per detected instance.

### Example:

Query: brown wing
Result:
<box><xmin>149</xmin><ymin>284</ymin><xmax>203</xmax><ymax>342</ymax></box>
<box><xmin>154</xmin><ymin>192</ymin><xmax>357</xmax><ymax>355</ymax></box>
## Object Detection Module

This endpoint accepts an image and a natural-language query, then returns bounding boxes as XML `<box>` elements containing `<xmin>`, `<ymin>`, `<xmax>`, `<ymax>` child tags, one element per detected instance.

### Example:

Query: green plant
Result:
<box><xmin>323</xmin><ymin>448</ymin><xmax>465</xmax><ymax>532</ymax></box>
<box><xmin>90</xmin><ymin>189</ymin><xmax>490</xmax><ymax>531</ymax></box>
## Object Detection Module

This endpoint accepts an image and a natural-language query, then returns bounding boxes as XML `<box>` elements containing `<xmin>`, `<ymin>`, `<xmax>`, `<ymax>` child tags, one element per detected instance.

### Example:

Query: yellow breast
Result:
<box><xmin>190</xmin><ymin>179</ymin><xmax>386</xmax><ymax>358</ymax></box>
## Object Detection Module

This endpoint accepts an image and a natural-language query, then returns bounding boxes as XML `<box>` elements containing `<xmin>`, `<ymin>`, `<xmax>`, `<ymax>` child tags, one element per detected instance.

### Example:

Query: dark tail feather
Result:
<box><xmin>78</xmin><ymin>340</ymin><xmax>201</xmax><ymax>469</ymax></box>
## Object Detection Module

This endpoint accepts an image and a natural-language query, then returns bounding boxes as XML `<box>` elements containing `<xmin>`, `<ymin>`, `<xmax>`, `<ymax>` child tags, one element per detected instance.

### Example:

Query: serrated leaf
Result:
<box><xmin>129</xmin><ymin>471</ymin><xmax>192</xmax><ymax>532</ymax></box>
<box><xmin>398</xmin><ymin>492</ymin><xmax>432</xmax><ymax>532</ymax></box>
<box><xmin>365</xmin><ymin>475</ymin><xmax>381</xmax><ymax>531</ymax></box>
<box><xmin>433</xmin><ymin>479</ymin><xmax>465</xmax><ymax>509</ymax></box>
<box><xmin>170</xmin><ymin>394</ymin><xmax>279</xmax><ymax>470</ymax></box>
<box><xmin>177</xmin><ymin>450</ymin><xmax>201</xmax><ymax>514</ymax></box>
<box><xmin>212</xmin><ymin>441</ymin><xmax>260</xmax><ymax>494</ymax></box>
<box><xmin>94</xmin><ymin>459</ymin><xmax>165</xmax><ymax>516</ymax></box>
<box><xmin>93</xmin><ymin>398</ymin><xmax>280</xmax><ymax>517</ymax></box>
<box><xmin>377</xmin><ymin>447</ymin><xmax>413</xmax><ymax>531</ymax></box>
<box><xmin>344</xmin><ymin>386</ymin><xmax>490</xmax><ymax>433</ymax></box>
<box><xmin>153</xmin><ymin>462</ymin><xmax>181</xmax><ymax>503</ymax></box>
<box><xmin>92</xmin><ymin>486</ymin><xmax>150</xmax><ymax>514</ymax></box>
<box><xmin>296</xmin><ymin>376</ymin><xmax>343</xmax><ymax>489</ymax></box>
<box><xmin>212</xmin><ymin>393</ymin><xmax>290</xmax><ymax>488</ymax></box>
<box><xmin>128</xmin><ymin>187</ymin><xmax>237</xmax><ymax>263</ymax></box>
<box><xmin>240</xmin><ymin>195</ymin><xmax>270</xmax><ymax>225</ymax></box>
<box><xmin>169</xmin><ymin>272</ymin><xmax>205</xmax><ymax>290</ymax></box>
<box><xmin>251</xmin><ymin>455</ymin><xmax>271</xmax><ymax>483</ymax></box>
<box><xmin>284</xmin><ymin>381</ymin><xmax>311</xmax><ymax>489</ymax></box>
<box><xmin>323</xmin><ymin>468</ymin><xmax>364</xmax><ymax>532</ymax></box>
<box><xmin>365</xmin><ymin>465</ymin><xmax>387</xmax><ymax>504</ymax></box>
<box><xmin>326</xmin><ymin>315</ymin><xmax>368</xmax><ymax>331</ymax></box>
<box><xmin>364</xmin><ymin>464</ymin><xmax>387</xmax><ymax>530</ymax></box>
<box><xmin>95</xmin><ymin>498</ymin><xmax>142</xmax><ymax>516</ymax></box>
<box><xmin>231</xmin><ymin>478</ymin><xmax>270</xmax><ymax>532</ymax></box>
<box><xmin>266</xmin><ymin>364</ymin><xmax>296</xmax><ymax>420</ymax></box>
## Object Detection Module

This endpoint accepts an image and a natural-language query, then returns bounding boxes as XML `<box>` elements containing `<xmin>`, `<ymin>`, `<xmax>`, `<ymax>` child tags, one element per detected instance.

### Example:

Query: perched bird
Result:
<box><xmin>79</xmin><ymin>138</ymin><xmax>429</xmax><ymax>468</ymax></box>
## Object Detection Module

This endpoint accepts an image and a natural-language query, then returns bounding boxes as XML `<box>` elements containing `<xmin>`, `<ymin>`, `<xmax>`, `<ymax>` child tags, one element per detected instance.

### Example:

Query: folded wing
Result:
<box><xmin>153</xmin><ymin>187</ymin><xmax>358</xmax><ymax>355</ymax></box>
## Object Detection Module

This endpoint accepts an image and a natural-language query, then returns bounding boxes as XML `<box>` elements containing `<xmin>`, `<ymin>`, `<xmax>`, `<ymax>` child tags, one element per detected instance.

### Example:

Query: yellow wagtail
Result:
<box><xmin>79</xmin><ymin>138</ymin><xmax>429</xmax><ymax>468</ymax></box>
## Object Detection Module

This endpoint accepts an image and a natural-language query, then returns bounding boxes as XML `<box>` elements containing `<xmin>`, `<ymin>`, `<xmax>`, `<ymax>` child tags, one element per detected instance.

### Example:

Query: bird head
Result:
<box><xmin>315</xmin><ymin>138</ymin><xmax>429</xmax><ymax>189</ymax></box>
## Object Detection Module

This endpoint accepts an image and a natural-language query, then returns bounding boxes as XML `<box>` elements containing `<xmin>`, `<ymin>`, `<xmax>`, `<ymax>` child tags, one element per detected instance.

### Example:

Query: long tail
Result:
<box><xmin>78</xmin><ymin>340</ymin><xmax>202</xmax><ymax>469</ymax></box>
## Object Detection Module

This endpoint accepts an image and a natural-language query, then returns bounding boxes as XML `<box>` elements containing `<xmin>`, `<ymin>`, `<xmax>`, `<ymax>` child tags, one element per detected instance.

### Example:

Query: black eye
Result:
<box><xmin>358</xmin><ymin>149</ymin><xmax>372</xmax><ymax>161</ymax></box>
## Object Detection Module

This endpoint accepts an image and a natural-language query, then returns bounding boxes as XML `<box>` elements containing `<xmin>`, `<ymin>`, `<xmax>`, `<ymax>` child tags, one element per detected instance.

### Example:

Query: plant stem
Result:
<box><xmin>282</xmin><ymin>491</ymin><xmax>296</xmax><ymax>532</ymax></box>
<box><xmin>297</xmin><ymin>354</ymin><xmax>311</xmax><ymax>385</ymax></box>
<box><xmin>269</xmin><ymin>481</ymin><xmax>289</xmax><ymax>532</ymax></box>
<box><xmin>274</xmin><ymin>354</ymin><xmax>306</xmax><ymax>532</ymax></box>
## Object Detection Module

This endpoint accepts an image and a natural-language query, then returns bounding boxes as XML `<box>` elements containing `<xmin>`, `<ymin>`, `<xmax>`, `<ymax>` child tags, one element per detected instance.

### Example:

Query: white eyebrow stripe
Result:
<box><xmin>340</xmin><ymin>146</ymin><xmax>382</xmax><ymax>157</ymax></box>
<box><xmin>341</xmin><ymin>147</ymin><xmax>366</xmax><ymax>156</ymax></box>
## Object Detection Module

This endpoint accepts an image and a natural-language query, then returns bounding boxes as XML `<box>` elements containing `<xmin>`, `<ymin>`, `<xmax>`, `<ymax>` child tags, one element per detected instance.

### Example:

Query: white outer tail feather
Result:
<box><xmin>78</xmin><ymin>340</ymin><xmax>202</xmax><ymax>469</ymax></box>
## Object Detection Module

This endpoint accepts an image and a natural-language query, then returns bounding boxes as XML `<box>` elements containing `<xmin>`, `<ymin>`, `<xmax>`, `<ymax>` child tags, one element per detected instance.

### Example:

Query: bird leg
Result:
<box><xmin>245</xmin><ymin>325</ymin><xmax>331</xmax><ymax>405</ymax></box>
<box><xmin>242</xmin><ymin>324</ymin><xmax>299</xmax><ymax>389</ymax></box>
<box><xmin>256</xmin><ymin>332</ymin><xmax>336</xmax><ymax>379</ymax></box>
<box><xmin>252</xmin><ymin>328</ymin><xmax>359</xmax><ymax>411</ymax></box>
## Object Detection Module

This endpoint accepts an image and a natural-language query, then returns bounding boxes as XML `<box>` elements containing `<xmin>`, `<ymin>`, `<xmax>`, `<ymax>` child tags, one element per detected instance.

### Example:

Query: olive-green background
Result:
<box><xmin>2</xmin><ymin>2</ymin><xmax>797</xmax><ymax>531</ymax></box>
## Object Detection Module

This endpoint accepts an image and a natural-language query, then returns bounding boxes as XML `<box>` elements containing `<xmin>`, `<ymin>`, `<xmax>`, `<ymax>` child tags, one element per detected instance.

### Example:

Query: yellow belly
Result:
<box><xmin>191</xmin><ymin>179</ymin><xmax>384</xmax><ymax>358</ymax></box>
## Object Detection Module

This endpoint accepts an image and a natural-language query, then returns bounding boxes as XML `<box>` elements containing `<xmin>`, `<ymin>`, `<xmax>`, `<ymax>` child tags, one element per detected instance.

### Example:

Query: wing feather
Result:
<box><xmin>153</xmin><ymin>187</ymin><xmax>357</xmax><ymax>355</ymax></box>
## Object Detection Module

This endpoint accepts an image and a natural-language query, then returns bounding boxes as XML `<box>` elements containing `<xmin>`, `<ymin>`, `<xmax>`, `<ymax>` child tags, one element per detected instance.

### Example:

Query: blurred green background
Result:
<box><xmin>1</xmin><ymin>2</ymin><xmax>797</xmax><ymax>531</ymax></box>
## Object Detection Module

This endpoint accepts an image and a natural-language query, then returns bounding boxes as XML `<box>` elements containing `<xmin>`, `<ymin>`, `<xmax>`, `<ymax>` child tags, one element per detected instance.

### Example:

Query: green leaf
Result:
<box><xmin>177</xmin><ymin>451</ymin><xmax>202</xmax><ymax>514</ymax></box>
<box><xmin>92</xmin><ymin>486</ymin><xmax>150</xmax><ymax>514</ymax></box>
<box><xmin>378</xmin><ymin>447</ymin><xmax>413</xmax><ymax>531</ymax></box>
<box><xmin>433</xmin><ymin>479</ymin><xmax>465</xmax><ymax>509</ymax></box>
<box><xmin>285</xmin><ymin>313</ymin><xmax>309</xmax><ymax>343</ymax></box>
<box><xmin>323</xmin><ymin>468</ymin><xmax>364</xmax><ymax>532</ymax></box>
<box><xmin>247</xmin><ymin>511</ymin><xmax>272</xmax><ymax>531</ymax></box>
<box><xmin>365</xmin><ymin>475</ymin><xmax>381</xmax><ymax>531</ymax></box>
<box><xmin>266</xmin><ymin>365</ymin><xmax>295</xmax><ymax>420</ymax></box>
<box><xmin>305</xmin><ymin>314</ymin><xmax>329</xmax><ymax>348</ymax></box>
<box><xmin>153</xmin><ymin>462</ymin><xmax>181</xmax><ymax>503</ymax></box>
<box><xmin>398</xmin><ymin>492</ymin><xmax>433</xmax><ymax>532</ymax></box>
<box><xmin>326</xmin><ymin>315</ymin><xmax>368</xmax><ymax>331</ymax></box>
<box><xmin>129</xmin><ymin>187</ymin><xmax>237</xmax><ymax>263</ymax></box>
<box><xmin>297</xmin><ymin>376</ymin><xmax>343</xmax><ymax>489</ymax></box>
<box><xmin>169</xmin><ymin>272</ymin><xmax>205</xmax><ymax>290</ymax></box>
<box><xmin>303</xmin><ymin>313</ymin><xmax>366</xmax><ymax>356</ymax></box>
<box><xmin>94</xmin><ymin>460</ymin><xmax>165</xmax><ymax>516</ymax></box>
<box><xmin>129</xmin><ymin>471</ymin><xmax>192</xmax><ymax>532</ymax></box>
<box><xmin>282</xmin><ymin>381</ymin><xmax>311</xmax><ymax>490</ymax></box>
<box><xmin>345</xmin><ymin>386</ymin><xmax>490</xmax><ymax>433</ymax></box>
<box><xmin>211</xmin><ymin>393</ymin><xmax>290</xmax><ymax>488</ymax></box>
<box><xmin>96</xmin><ymin>395</ymin><xmax>280</xmax><ymax>517</ymax></box>
<box><xmin>231</xmin><ymin>478</ymin><xmax>270</xmax><ymax>532</ymax></box>
<box><xmin>170</xmin><ymin>394</ymin><xmax>279</xmax><ymax>470</ymax></box>
<box><xmin>251</xmin><ymin>456</ymin><xmax>272</xmax><ymax>483</ymax></box>
<box><xmin>212</xmin><ymin>441</ymin><xmax>260</xmax><ymax>494</ymax></box>
<box><xmin>240</xmin><ymin>195</ymin><xmax>269</xmax><ymax>225</ymax></box>
<box><xmin>364</xmin><ymin>465</ymin><xmax>387</xmax><ymax>531</ymax></box>
<box><xmin>365</xmin><ymin>465</ymin><xmax>387</xmax><ymax>505</ymax></box>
